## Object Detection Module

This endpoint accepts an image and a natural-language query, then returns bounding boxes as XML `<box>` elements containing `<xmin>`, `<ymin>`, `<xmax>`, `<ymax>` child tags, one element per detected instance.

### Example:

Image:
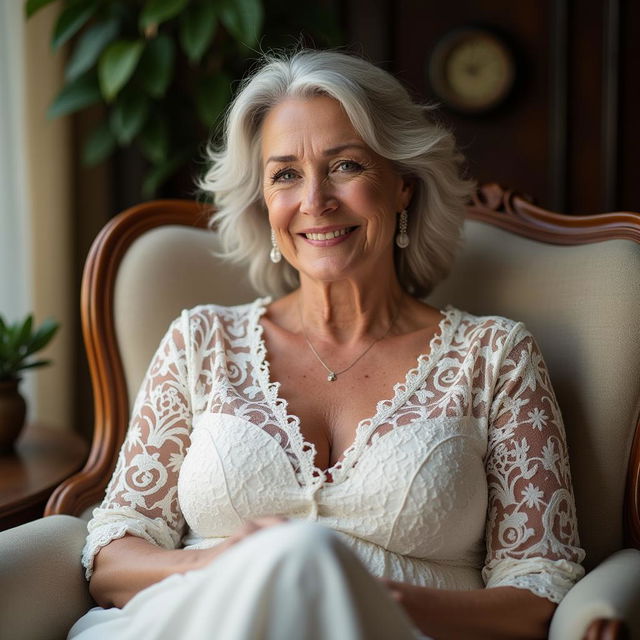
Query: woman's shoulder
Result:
<box><xmin>184</xmin><ymin>297</ymin><xmax>268</xmax><ymax>323</ymax></box>
<box><xmin>170</xmin><ymin>297</ymin><xmax>270</xmax><ymax>340</ymax></box>
<box><xmin>445</xmin><ymin>304</ymin><xmax>531</xmax><ymax>352</ymax></box>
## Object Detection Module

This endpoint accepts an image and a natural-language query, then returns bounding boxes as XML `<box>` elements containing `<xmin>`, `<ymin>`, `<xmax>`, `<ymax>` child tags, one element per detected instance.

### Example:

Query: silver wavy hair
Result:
<box><xmin>199</xmin><ymin>49</ymin><xmax>475</xmax><ymax>298</ymax></box>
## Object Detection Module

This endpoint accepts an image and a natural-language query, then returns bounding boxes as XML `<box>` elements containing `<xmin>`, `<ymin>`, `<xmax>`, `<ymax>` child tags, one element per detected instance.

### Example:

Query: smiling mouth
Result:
<box><xmin>302</xmin><ymin>226</ymin><xmax>358</xmax><ymax>241</ymax></box>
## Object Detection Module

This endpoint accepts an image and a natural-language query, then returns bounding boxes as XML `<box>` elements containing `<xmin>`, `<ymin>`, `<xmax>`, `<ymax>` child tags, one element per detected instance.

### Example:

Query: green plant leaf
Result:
<box><xmin>65</xmin><ymin>17</ymin><xmax>120</xmax><ymax>82</ymax></box>
<box><xmin>6</xmin><ymin>322</ymin><xmax>22</xmax><ymax>353</ymax></box>
<box><xmin>47</xmin><ymin>71</ymin><xmax>102</xmax><ymax>118</ymax></box>
<box><xmin>138</xmin><ymin>114</ymin><xmax>169</xmax><ymax>163</ymax></box>
<box><xmin>16</xmin><ymin>315</ymin><xmax>34</xmax><ymax>349</ymax></box>
<box><xmin>25</xmin><ymin>0</ymin><xmax>58</xmax><ymax>18</ymax></box>
<box><xmin>195</xmin><ymin>73</ymin><xmax>231</xmax><ymax>129</ymax></box>
<box><xmin>138</xmin><ymin>34</ymin><xmax>174</xmax><ymax>98</ymax></box>
<box><xmin>15</xmin><ymin>359</ymin><xmax>52</xmax><ymax>372</ymax></box>
<box><xmin>105</xmin><ymin>0</ymin><xmax>136</xmax><ymax>25</ymax></box>
<box><xmin>139</xmin><ymin>0</ymin><xmax>189</xmax><ymax>31</ymax></box>
<box><xmin>98</xmin><ymin>39</ymin><xmax>145</xmax><ymax>102</ymax></box>
<box><xmin>219</xmin><ymin>0</ymin><xmax>263</xmax><ymax>46</ymax></box>
<box><xmin>82</xmin><ymin>120</ymin><xmax>117</xmax><ymax>165</ymax></box>
<box><xmin>109</xmin><ymin>91</ymin><xmax>150</xmax><ymax>145</ymax></box>
<box><xmin>25</xmin><ymin>318</ymin><xmax>60</xmax><ymax>356</ymax></box>
<box><xmin>142</xmin><ymin>148</ymin><xmax>192</xmax><ymax>198</ymax></box>
<box><xmin>52</xmin><ymin>0</ymin><xmax>100</xmax><ymax>51</ymax></box>
<box><xmin>179</xmin><ymin>1</ymin><xmax>217</xmax><ymax>64</ymax></box>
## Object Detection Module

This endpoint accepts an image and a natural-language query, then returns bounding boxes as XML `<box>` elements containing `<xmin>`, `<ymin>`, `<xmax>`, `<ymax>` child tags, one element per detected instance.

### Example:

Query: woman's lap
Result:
<box><xmin>69</xmin><ymin>521</ymin><xmax>426</xmax><ymax>640</ymax></box>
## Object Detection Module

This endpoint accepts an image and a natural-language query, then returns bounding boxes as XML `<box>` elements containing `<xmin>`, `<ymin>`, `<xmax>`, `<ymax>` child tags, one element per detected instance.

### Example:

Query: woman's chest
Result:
<box><xmin>263</xmin><ymin>332</ymin><xmax>439</xmax><ymax>471</ymax></box>
<box><xmin>178</xmin><ymin>412</ymin><xmax>489</xmax><ymax>558</ymax></box>
<box><xmin>272</xmin><ymin>367</ymin><xmax>402</xmax><ymax>471</ymax></box>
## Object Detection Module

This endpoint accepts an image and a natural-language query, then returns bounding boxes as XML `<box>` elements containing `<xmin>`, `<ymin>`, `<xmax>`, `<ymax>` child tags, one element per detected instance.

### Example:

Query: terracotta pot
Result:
<box><xmin>0</xmin><ymin>379</ymin><xmax>27</xmax><ymax>452</ymax></box>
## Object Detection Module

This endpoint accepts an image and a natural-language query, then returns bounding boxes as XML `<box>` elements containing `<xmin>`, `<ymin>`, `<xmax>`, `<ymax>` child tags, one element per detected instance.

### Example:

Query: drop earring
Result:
<box><xmin>270</xmin><ymin>229</ymin><xmax>282</xmax><ymax>263</ymax></box>
<box><xmin>395</xmin><ymin>209</ymin><xmax>409</xmax><ymax>248</ymax></box>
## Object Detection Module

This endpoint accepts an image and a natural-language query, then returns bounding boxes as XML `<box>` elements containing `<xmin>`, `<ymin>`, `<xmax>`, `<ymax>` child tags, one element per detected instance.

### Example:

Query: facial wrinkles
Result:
<box><xmin>263</xmin><ymin>101</ymin><xmax>361</xmax><ymax>172</ymax></box>
<box><xmin>261</xmin><ymin>97</ymin><xmax>408</xmax><ymax>276</ymax></box>
<box><xmin>266</xmin><ymin>151</ymin><xmax>393</xmax><ymax>208</ymax></box>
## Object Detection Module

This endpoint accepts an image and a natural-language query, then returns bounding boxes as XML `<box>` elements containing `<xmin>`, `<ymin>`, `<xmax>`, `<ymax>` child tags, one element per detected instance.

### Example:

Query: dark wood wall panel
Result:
<box><xmin>392</xmin><ymin>0</ymin><xmax>552</xmax><ymax>207</ymax></box>
<box><xmin>567</xmin><ymin>0</ymin><xmax>606</xmax><ymax>212</ymax></box>
<box><xmin>345</xmin><ymin>0</ymin><xmax>639</xmax><ymax>214</ymax></box>
<box><xmin>619</xmin><ymin>0</ymin><xmax>640</xmax><ymax>211</ymax></box>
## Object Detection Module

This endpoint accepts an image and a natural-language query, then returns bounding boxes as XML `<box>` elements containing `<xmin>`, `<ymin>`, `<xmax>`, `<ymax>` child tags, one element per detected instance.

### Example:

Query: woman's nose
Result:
<box><xmin>300</xmin><ymin>178</ymin><xmax>338</xmax><ymax>216</ymax></box>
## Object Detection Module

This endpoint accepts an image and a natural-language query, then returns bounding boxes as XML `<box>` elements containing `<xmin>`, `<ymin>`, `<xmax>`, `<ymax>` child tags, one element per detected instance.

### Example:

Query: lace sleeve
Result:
<box><xmin>82</xmin><ymin>312</ymin><xmax>193</xmax><ymax>580</ymax></box>
<box><xmin>482</xmin><ymin>323</ymin><xmax>585</xmax><ymax>603</ymax></box>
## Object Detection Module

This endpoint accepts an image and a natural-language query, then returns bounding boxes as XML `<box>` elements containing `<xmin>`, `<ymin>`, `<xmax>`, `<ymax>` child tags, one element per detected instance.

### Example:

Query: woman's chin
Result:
<box><xmin>297</xmin><ymin>260</ymin><xmax>358</xmax><ymax>285</ymax></box>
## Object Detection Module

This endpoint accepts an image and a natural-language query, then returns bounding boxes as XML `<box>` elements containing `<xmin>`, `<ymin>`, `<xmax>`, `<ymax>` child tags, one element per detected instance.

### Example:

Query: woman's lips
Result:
<box><xmin>298</xmin><ymin>226</ymin><xmax>358</xmax><ymax>246</ymax></box>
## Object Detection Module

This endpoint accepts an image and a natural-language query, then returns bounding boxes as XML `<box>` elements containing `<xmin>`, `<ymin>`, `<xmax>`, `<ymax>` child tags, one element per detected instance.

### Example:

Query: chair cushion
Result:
<box><xmin>114</xmin><ymin>225</ymin><xmax>258</xmax><ymax>404</ymax></box>
<box><xmin>0</xmin><ymin>515</ymin><xmax>94</xmax><ymax>640</ymax></box>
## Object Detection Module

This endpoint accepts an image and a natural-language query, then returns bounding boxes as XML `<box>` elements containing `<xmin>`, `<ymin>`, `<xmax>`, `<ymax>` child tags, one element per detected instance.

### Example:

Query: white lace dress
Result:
<box><xmin>71</xmin><ymin>299</ymin><xmax>585</xmax><ymax>638</ymax></box>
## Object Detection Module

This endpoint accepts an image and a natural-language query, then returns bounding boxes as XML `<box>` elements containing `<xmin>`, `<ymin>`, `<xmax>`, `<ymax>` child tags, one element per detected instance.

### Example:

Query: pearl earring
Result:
<box><xmin>270</xmin><ymin>229</ymin><xmax>282</xmax><ymax>263</ymax></box>
<box><xmin>395</xmin><ymin>209</ymin><xmax>409</xmax><ymax>248</ymax></box>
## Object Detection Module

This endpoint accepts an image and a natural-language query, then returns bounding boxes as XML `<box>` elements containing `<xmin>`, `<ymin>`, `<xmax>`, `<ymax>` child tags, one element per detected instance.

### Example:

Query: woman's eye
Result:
<box><xmin>335</xmin><ymin>160</ymin><xmax>363</xmax><ymax>172</ymax></box>
<box><xmin>271</xmin><ymin>169</ymin><xmax>298</xmax><ymax>183</ymax></box>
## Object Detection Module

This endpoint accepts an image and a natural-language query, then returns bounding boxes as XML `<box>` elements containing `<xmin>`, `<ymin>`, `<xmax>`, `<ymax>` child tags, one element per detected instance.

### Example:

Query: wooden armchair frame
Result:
<box><xmin>45</xmin><ymin>185</ymin><xmax>640</xmax><ymax>640</ymax></box>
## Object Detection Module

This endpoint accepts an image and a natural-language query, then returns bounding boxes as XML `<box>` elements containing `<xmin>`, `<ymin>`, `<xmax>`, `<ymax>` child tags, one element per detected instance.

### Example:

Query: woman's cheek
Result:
<box><xmin>268</xmin><ymin>189</ymin><xmax>298</xmax><ymax>222</ymax></box>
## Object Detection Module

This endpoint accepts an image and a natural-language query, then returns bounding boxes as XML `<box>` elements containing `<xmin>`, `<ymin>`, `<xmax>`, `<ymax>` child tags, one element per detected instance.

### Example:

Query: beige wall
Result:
<box><xmin>23</xmin><ymin>5</ymin><xmax>73</xmax><ymax>430</ymax></box>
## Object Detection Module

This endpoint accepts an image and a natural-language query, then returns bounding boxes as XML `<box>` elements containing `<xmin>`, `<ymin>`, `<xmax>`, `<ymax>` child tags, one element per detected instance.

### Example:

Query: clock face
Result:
<box><xmin>428</xmin><ymin>28</ymin><xmax>516</xmax><ymax>113</ymax></box>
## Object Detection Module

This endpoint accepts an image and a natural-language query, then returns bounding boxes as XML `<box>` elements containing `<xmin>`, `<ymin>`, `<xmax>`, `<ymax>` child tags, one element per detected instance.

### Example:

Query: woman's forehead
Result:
<box><xmin>260</xmin><ymin>96</ymin><xmax>365</xmax><ymax>160</ymax></box>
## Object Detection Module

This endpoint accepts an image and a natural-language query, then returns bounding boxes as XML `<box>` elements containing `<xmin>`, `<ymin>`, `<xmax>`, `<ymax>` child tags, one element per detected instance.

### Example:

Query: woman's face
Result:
<box><xmin>261</xmin><ymin>95</ymin><xmax>413</xmax><ymax>285</ymax></box>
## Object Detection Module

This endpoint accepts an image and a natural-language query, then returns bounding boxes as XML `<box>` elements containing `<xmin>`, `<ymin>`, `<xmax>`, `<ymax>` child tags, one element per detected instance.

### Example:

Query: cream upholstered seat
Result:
<box><xmin>0</xmin><ymin>187</ymin><xmax>638</xmax><ymax>640</ymax></box>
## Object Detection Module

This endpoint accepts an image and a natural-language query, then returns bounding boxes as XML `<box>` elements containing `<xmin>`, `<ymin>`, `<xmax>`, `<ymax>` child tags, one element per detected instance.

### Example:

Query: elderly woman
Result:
<box><xmin>69</xmin><ymin>50</ymin><xmax>584</xmax><ymax>640</ymax></box>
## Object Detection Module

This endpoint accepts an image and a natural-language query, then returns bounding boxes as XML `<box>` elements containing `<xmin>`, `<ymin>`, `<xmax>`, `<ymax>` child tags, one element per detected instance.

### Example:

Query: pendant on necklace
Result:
<box><xmin>327</xmin><ymin>372</ymin><xmax>337</xmax><ymax>382</ymax></box>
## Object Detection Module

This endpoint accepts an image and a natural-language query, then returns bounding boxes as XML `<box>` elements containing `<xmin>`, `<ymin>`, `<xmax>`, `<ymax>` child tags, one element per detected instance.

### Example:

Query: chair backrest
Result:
<box><xmin>47</xmin><ymin>189</ymin><xmax>640</xmax><ymax>570</ymax></box>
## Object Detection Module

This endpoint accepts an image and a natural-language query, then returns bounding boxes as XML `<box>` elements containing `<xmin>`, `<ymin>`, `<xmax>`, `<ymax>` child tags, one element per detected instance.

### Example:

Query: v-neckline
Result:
<box><xmin>249</xmin><ymin>297</ymin><xmax>460</xmax><ymax>487</ymax></box>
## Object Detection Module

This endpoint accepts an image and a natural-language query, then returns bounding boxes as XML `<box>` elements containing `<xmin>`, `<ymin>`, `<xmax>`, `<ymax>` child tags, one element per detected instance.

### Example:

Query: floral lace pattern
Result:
<box><xmin>83</xmin><ymin>299</ymin><xmax>585</xmax><ymax>603</ymax></box>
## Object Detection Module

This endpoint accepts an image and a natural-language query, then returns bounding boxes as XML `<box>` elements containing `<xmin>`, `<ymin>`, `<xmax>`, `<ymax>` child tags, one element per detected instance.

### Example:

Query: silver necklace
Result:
<box><xmin>299</xmin><ymin>303</ymin><xmax>401</xmax><ymax>382</ymax></box>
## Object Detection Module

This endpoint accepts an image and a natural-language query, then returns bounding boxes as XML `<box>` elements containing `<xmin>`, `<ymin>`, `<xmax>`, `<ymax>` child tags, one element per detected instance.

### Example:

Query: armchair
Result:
<box><xmin>1</xmin><ymin>186</ymin><xmax>638</xmax><ymax>640</ymax></box>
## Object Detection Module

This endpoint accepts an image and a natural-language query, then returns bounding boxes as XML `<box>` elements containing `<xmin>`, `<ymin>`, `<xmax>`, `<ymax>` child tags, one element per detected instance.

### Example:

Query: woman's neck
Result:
<box><xmin>296</xmin><ymin>273</ymin><xmax>406</xmax><ymax>345</ymax></box>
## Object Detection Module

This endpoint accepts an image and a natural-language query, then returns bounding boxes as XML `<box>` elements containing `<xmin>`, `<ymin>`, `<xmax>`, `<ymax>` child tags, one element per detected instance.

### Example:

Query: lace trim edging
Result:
<box><xmin>81</xmin><ymin>522</ymin><xmax>172</xmax><ymax>581</ymax></box>
<box><xmin>249</xmin><ymin>299</ymin><xmax>461</xmax><ymax>486</ymax></box>
<box><xmin>487</xmin><ymin>574</ymin><xmax>571</xmax><ymax>604</ymax></box>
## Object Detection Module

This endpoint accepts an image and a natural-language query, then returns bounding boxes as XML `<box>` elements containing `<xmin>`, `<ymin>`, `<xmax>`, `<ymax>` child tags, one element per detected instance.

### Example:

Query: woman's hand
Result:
<box><xmin>379</xmin><ymin>579</ymin><xmax>555</xmax><ymax>640</ymax></box>
<box><xmin>380</xmin><ymin>578</ymin><xmax>429</xmax><ymax>632</ymax></box>
<box><xmin>223</xmin><ymin>516</ymin><xmax>290</xmax><ymax>551</ymax></box>
<box><xmin>185</xmin><ymin>516</ymin><xmax>290</xmax><ymax>570</ymax></box>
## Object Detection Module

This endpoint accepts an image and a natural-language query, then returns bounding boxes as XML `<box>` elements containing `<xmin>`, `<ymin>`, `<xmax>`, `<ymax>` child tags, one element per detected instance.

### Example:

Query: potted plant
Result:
<box><xmin>0</xmin><ymin>314</ymin><xmax>60</xmax><ymax>451</ymax></box>
<box><xmin>25</xmin><ymin>0</ymin><xmax>342</xmax><ymax>198</ymax></box>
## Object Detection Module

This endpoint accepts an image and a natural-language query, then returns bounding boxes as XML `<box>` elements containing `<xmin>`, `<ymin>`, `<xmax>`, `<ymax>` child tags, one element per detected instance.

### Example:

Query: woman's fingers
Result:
<box><xmin>229</xmin><ymin>516</ymin><xmax>289</xmax><ymax>544</ymax></box>
<box><xmin>379</xmin><ymin>578</ymin><xmax>403</xmax><ymax>602</ymax></box>
<box><xmin>196</xmin><ymin>517</ymin><xmax>290</xmax><ymax>570</ymax></box>
<box><xmin>253</xmin><ymin>516</ymin><xmax>289</xmax><ymax>528</ymax></box>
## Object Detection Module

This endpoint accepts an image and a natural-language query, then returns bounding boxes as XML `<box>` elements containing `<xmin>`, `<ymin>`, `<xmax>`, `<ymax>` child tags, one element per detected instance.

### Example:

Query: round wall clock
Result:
<box><xmin>427</xmin><ymin>27</ymin><xmax>516</xmax><ymax>114</ymax></box>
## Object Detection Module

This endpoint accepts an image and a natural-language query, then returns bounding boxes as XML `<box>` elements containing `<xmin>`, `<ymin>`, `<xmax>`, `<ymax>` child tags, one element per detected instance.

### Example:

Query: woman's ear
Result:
<box><xmin>400</xmin><ymin>176</ymin><xmax>416</xmax><ymax>210</ymax></box>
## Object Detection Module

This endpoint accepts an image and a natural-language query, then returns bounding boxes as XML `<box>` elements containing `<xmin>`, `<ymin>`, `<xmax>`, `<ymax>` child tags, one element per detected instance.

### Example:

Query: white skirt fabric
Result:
<box><xmin>68</xmin><ymin>521</ymin><xmax>427</xmax><ymax>640</ymax></box>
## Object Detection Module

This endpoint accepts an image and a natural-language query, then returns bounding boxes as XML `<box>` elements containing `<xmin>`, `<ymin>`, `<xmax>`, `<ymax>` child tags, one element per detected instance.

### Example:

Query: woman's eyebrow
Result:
<box><xmin>265</xmin><ymin>154</ymin><xmax>297</xmax><ymax>164</ymax></box>
<box><xmin>322</xmin><ymin>143</ymin><xmax>367</xmax><ymax>155</ymax></box>
<box><xmin>265</xmin><ymin>143</ymin><xmax>367</xmax><ymax>165</ymax></box>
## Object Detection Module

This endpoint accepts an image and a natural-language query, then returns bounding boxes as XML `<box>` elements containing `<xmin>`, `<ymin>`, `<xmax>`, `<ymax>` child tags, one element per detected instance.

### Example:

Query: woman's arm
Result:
<box><xmin>90</xmin><ymin>517</ymin><xmax>288</xmax><ymax>608</ymax></box>
<box><xmin>90</xmin><ymin>535</ymin><xmax>226</xmax><ymax>609</ymax></box>
<box><xmin>383</xmin><ymin>581</ymin><xmax>555</xmax><ymax>640</ymax></box>
<box><xmin>82</xmin><ymin>316</ymin><xmax>193</xmax><ymax>586</ymax></box>
<box><xmin>382</xmin><ymin>324</ymin><xmax>584</xmax><ymax>639</ymax></box>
